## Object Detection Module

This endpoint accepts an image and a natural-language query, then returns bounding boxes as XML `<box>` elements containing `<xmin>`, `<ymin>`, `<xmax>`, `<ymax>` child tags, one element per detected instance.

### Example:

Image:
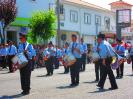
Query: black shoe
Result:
<box><xmin>108</xmin><ymin>87</ymin><xmax>118</xmax><ymax>90</ymax></box>
<box><xmin>46</xmin><ymin>74</ymin><xmax>50</xmax><ymax>76</ymax></box>
<box><xmin>75</xmin><ymin>83</ymin><xmax>79</xmax><ymax>86</ymax></box>
<box><xmin>21</xmin><ymin>91</ymin><xmax>29</xmax><ymax>95</ymax></box>
<box><xmin>64</xmin><ymin>71</ymin><xmax>69</xmax><ymax>74</ymax></box>
<box><xmin>70</xmin><ymin>83</ymin><xmax>76</xmax><ymax>87</ymax></box>
<box><xmin>96</xmin><ymin>85</ymin><xmax>103</xmax><ymax>89</ymax></box>
<box><xmin>50</xmin><ymin>73</ymin><xmax>53</xmax><ymax>76</ymax></box>
<box><xmin>119</xmin><ymin>76</ymin><xmax>123</xmax><ymax>79</ymax></box>
<box><xmin>116</xmin><ymin>76</ymin><xmax>120</xmax><ymax>79</ymax></box>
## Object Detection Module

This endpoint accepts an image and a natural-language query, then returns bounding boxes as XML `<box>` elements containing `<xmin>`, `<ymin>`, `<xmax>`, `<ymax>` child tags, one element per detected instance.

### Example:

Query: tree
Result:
<box><xmin>28</xmin><ymin>10</ymin><xmax>56</xmax><ymax>44</ymax></box>
<box><xmin>0</xmin><ymin>0</ymin><xmax>17</xmax><ymax>43</ymax></box>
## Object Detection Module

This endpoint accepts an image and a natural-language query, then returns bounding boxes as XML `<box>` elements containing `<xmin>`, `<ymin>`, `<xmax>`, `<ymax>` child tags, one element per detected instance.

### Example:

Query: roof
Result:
<box><xmin>62</xmin><ymin>0</ymin><xmax>111</xmax><ymax>12</ymax></box>
<box><xmin>109</xmin><ymin>0</ymin><xmax>133</xmax><ymax>7</ymax></box>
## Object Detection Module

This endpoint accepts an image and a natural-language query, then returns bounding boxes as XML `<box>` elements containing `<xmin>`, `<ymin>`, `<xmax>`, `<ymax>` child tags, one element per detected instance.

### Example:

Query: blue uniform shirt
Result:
<box><xmin>18</xmin><ymin>42</ymin><xmax>34</xmax><ymax>60</ymax></box>
<box><xmin>130</xmin><ymin>47</ymin><xmax>133</xmax><ymax>56</ymax></box>
<box><xmin>69</xmin><ymin>42</ymin><xmax>84</xmax><ymax>58</ymax></box>
<box><xmin>8</xmin><ymin>45</ymin><xmax>17</xmax><ymax>55</ymax></box>
<box><xmin>0</xmin><ymin>47</ymin><xmax>8</xmax><ymax>56</ymax></box>
<box><xmin>115</xmin><ymin>45</ymin><xmax>125</xmax><ymax>56</ymax></box>
<box><xmin>44</xmin><ymin>47</ymin><xmax>54</xmax><ymax>58</ymax></box>
<box><xmin>98</xmin><ymin>40</ymin><xmax>115</xmax><ymax>59</ymax></box>
<box><xmin>63</xmin><ymin>48</ymin><xmax>70</xmax><ymax>56</ymax></box>
<box><xmin>81</xmin><ymin>43</ymin><xmax>88</xmax><ymax>54</ymax></box>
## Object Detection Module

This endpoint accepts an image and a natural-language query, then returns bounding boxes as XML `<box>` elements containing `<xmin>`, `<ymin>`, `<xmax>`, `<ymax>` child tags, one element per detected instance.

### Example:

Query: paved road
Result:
<box><xmin>0</xmin><ymin>63</ymin><xmax>133</xmax><ymax>99</ymax></box>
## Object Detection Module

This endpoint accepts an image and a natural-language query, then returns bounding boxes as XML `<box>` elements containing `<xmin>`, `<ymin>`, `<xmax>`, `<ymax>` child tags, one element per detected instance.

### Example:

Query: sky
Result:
<box><xmin>83</xmin><ymin>0</ymin><xmax>133</xmax><ymax>17</ymax></box>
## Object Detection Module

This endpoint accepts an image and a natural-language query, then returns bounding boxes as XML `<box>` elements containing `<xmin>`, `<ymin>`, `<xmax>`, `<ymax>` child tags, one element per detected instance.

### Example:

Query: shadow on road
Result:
<box><xmin>83</xmin><ymin>81</ymin><xmax>98</xmax><ymax>84</ymax></box>
<box><xmin>57</xmin><ymin>72</ymin><xmax>69</xmax><ymax>75</ymax></box>
<box><xmin>56</xmin><ymin>85</ymin><xmax>77</xmax><ymax>89</ymax></box>
<box><xmin>0</xmin><ymin>72</ymin><xmax>9</xmax><ymax>74</ymax></box>
<box><xmin>0</xmin><ymin>93</ymin><xmax>24</xmax><ymax>99</ymax></box>
<box><xmin>89</xmin><ymin>89</ymin><xmax>110</xmax><ymax>93</ymax></box>
<box><xmin>125</xmin><ymin>74</ymin><xmax>133</xmax><ymax>77</ymax></box>
<box><xmin>37</xmin><ymin>75</ymin><xmax>52</xmax><ymax>77</ymax></box>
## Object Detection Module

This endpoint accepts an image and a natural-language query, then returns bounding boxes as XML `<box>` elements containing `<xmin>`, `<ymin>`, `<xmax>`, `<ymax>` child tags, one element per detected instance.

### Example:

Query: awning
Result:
<box><xmin>11</xmin><ymin>17</ymin><xmax>30</xmax><ymax>27</ymax></box>
<box><xmin>104</xmin><ymin>33</ymin><xmax>116</xmax><ymax>38</ymax></box>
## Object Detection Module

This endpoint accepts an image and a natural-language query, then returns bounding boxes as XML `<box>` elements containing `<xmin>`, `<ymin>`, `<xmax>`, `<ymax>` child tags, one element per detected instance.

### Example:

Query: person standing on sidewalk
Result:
<box><xmin>97</xmin><ymin>34</ymin><xmax>118</xmax><ymax>90</ymax></box>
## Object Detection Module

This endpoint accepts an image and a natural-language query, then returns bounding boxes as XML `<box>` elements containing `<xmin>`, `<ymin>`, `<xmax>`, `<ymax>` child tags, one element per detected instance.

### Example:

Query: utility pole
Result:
<box><xmin>57</xmin><ymin>0</ymin><xmax>61</xmax><ymax>47</ymax></box>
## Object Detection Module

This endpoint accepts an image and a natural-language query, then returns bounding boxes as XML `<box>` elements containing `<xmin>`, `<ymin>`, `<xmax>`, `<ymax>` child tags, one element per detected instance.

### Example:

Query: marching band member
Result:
<box><xmin>69</xmin><ymin>34</ymin><xmax>83</xmax><ymax>86</ymax></box>
<box><xmin>7</xmin><ymin>40</ymin><xmax>17</xmax><ymax>73</ymax></box>
<box><xmin>115</xmin><ymin>39</ymin><xmax>125</xmax><ymax>79</ymax></box>
<box><xmin>63</xmin><ymin>42</ymin><xmax>70</xmax><ymax>74</ymax></box>
<box><xmin>129</xmin><ymin>45</ymin><xmax>133</xmax><ymax>73</ymax></box>
<box><xmin>0</xmin><ymin>43</ymin><xmax>8</xmax><ymax>69</ymax></box>
<box><xmin>54</xmin><ymin>46</ymin><xmax>60</xmax><ymax>69</ymax></box>
<box><xmin>44</xmin><ymin>42</ymin><xmax>54</xmax><ymax>76</ymax></box>
<box><xmin>80</xmin><ymin>38</ymin><xmax>88</xmax><ymax>71</ymax></box>
<box><xmin>97</xmin><ymin>34</ymin><xmax>118</xmax><ymax>90</ymax></box>
<box><xmin>31</xmin><ymin>45</ymin><xmax>36</xmax><ymax>71</ymax></box>
<box><xmin>93</xmin><ymin>42</ymin><xmax>103</xmax><ymax>82</ymax></box>
<box><xmin>18</xmin><ymin>32</ymin><xmax>34</xmax><ymax>95</ymax></box>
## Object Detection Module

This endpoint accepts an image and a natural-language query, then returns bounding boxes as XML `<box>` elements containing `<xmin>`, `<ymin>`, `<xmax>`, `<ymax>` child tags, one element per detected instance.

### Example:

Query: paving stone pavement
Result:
<box><xmin>0</xmin><ymin>63</ymin><xmax>133</xmax><ymax>99</ymax></box>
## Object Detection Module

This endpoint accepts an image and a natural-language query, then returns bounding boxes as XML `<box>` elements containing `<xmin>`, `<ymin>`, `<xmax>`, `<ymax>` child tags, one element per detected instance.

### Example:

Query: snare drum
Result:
<box><xmin>63</xmin><ymin>53</ymin><xmax>76</xmax><ymax>66</ymax></box>
<box><xmin>12</xmin><ymin>53</ymin><xmax>28</xmax><ymax>69</ymax></box>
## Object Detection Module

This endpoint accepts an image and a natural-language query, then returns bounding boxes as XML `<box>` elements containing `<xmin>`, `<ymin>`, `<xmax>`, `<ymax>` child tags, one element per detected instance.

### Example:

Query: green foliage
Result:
<box><xmin>29</xmin><ymin>10</ymin><xmax>56</xmax><ymax>44</ymax></box>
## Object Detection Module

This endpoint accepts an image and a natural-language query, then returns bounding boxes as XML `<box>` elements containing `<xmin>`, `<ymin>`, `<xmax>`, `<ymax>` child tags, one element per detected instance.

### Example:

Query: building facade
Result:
<box><xmin>2</xmin><ymin>0</ymin><xmax>132</xmax><ymax>46</ymax></box>
<box><xmin>59</xmin><ymin>0</ymin><xmax>116</xmax><ymax>46</ymax></box>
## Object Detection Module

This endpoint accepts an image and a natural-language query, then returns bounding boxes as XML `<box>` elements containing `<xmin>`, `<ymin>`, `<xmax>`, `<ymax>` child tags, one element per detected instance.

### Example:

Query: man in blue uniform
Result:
<box><xmin>63</xmin><ymin>42</ymin><xmax>70</xmax><ymax>74</ymax></box>
<box><xmin>44</xmin><ymin>42</ymin><xmax>54</xmax><ymax>76</ymax></box>
<box><xmin>18</xmin><ymin>32</ymin><xmax>34</xmax><ymax>95</ymax></box>
<box><xmin>0</xmin><ymin>43</ymin><xmax>8</xmax><ymax>69</ymax></box>
<box><xmin>7</xmin><ymin>40</ymin><xmax>17</xmax><ymax>73</ymax></box>
<box><xmin>69</xmin><ymin>34</ymin><xmax>83</xmax><ymax>86</ymax></box>
<box><xmin>97</xmin><ymin>34</ymin><xmax>118</xmax><ymax>90</ymax></box>
<box><xmin>115</xmin><ymin>39</ymin><xmax>125</xmax><ymax>78</ymax></box>
<box><xmin>80</xmin><ymin>38</ymin><xmax>87</xmax><ymax>71</ymax></box>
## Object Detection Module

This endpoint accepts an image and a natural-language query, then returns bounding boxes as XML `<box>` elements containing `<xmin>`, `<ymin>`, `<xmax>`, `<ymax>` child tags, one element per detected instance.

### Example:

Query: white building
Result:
<box><xmin>59</xmin><ymin>0</ymin><xmax>116</xmax><ymax>46</ymax></box>
<box><xmin>3</xmin><ymin>0</ymin><xmax>119</xmax><ymax>46</ymax></box>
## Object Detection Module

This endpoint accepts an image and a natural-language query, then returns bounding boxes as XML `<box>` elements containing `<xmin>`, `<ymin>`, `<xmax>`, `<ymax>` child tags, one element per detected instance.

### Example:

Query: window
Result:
<box><xmin>95</xmin><ymin>15</ymin><xmax>101</xmax><ymax>25</ymax></box>
<box><xmin>70</xmin><ymin>10</ymin><xmax>78</xmax><ymax>23</ymax></box>
<box><xmin>60</xmin><ymin>4</ymin><xmax>64</xmax><ymax>15</ymax></box>
<box><xmin>84</xmin><ymin>13</ymin><xmax>91</xmax><ymax>24</ymax></box>
<box><xmin>104</xmin><ymin>17</ymin><xmax>110</xmax><ymax>30</ymax></box>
